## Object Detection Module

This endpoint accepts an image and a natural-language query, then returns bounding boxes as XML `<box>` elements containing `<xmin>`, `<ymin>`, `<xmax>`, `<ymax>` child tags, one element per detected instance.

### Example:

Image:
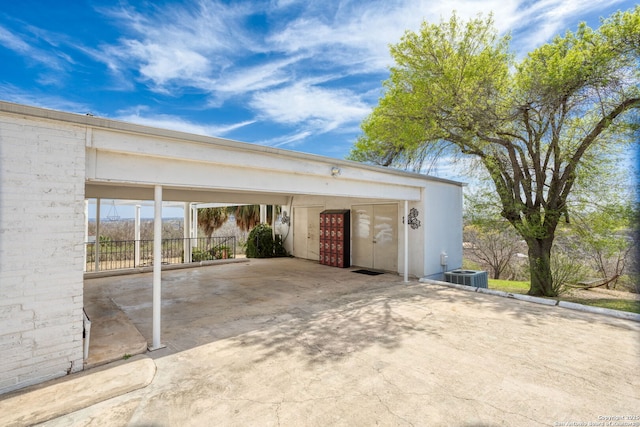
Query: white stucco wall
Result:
<box><xmin>422</xmin><ymin>181</ymin><xmax>464</xmax><ymax>280</ymax></box>
<box><xmin>284</xmin><ymin>195</ymin><xmax>447</xmax><ymax>279</ymax></box>
<box><xmin>0</xmin><ymin>114</ymin><xmax>85</xmax><ymax>394</ymax></box>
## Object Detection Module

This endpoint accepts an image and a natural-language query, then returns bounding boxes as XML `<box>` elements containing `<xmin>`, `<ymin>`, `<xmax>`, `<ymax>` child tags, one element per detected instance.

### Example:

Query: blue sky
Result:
<box><xmin>0</xmin><ymin>0</ymin><xmax>636</xmax><ymax>173</ymax></box>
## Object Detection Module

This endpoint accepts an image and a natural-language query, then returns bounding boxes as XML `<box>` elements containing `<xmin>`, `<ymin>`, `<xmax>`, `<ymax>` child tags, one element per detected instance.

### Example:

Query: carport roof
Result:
<box><xmin>1</xmin><ymin>101</ymin><xmax>464</xmax><ymax>204</ymax></box>
<box><xmin>2</xmin><ymin>101</ymin><xmax>462</xmax><ymax>183</ymax></box>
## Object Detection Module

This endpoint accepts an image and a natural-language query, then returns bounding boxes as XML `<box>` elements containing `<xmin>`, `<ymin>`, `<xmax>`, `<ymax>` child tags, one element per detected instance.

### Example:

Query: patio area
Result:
<box><xmin>70</xmin><ymin>258</ymin><xmax>640</xmax><ymax>425</ymax></box>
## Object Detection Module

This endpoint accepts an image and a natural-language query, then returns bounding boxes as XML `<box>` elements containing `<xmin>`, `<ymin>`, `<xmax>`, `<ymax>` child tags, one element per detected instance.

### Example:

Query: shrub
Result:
<box><xmin>246</xmin><ymin>224</ymin><xmax>287</xmax><ymax>258</ymax></box>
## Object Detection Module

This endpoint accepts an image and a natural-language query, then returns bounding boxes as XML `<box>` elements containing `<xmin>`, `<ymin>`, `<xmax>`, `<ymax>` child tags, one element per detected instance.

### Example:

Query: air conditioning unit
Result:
<box><xmin>444</xmin><ymin>270</ymin><xmax>488</xmax><ymax>288</ymax></box>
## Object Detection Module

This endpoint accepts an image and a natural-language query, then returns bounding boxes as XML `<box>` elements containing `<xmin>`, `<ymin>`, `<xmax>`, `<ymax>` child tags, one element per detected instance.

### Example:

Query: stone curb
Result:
<box><xmin>84</xmin><ymin>258</ymin><xmax>247</xmax><ymax>279</ymax></box>
<box><xmin>419</xmin><ymin>278</ymin><xmax>640</xmax><ymax>322</ymax></box>
<box><xmin>0</xmin><ymin>355</ymin><xmax>156</xmax><ymax>426</ymax></box>
<box><xmin>557</xmin><ymin>300</ymin><xmax>640</xmax><ymax>322</ymax></box>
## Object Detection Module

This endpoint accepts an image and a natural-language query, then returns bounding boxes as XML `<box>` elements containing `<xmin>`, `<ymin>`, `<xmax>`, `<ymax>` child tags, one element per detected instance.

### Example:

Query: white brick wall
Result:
<box><xmin>0</xmin><ymin>114</ymin><xmax>85</xmax><ymax>394</ymax></box>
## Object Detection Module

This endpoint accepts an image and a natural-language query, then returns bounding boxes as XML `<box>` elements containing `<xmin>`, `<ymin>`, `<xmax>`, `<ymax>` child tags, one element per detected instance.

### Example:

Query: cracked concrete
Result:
<box><xmin>30</xmin><ymin>258</ymin><xmax>640</xmax><ymax>426</ymax></box>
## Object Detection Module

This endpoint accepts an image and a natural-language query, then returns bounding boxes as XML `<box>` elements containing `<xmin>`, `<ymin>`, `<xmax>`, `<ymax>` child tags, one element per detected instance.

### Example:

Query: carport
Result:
<box><xmin>81</xmin><ymin>110</ymin><xmax>463</xmax><ymax>351</ymax></box>
<box><xmin>0</xmin><ymin>101</ymin><xmax>462</xmax><ymax>392</ymax></box>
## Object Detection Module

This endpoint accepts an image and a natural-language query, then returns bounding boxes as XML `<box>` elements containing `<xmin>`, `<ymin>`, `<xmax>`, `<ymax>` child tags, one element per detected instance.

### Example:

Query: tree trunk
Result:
<box><xmin>527</xmin><ymin>238</ymin><xmax>556</xmax><ymax>297</ymax></box>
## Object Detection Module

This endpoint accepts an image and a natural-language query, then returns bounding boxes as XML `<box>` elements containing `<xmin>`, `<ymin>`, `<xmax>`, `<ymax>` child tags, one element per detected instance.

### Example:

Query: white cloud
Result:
<box><xmin>0</xmin><ymin>83</ymin><xmax>90</xmax><ymax>113</ymax></box>
<box><xmin>205</xmin><ymin>55</ymin><xmax>307</xmax><ymax>106</ymax></box>
<box><xmin>250</xmin><ymin>82</ymin><xmax>370</xmax><ymax>131</ymax></box>
<box><xmin>247</xmin><ymin>81</ymin><xmax>372</xmax><ymax>149</ymax></box>
<box><xmin>0</xmin><ymin>24</ymin><xmax>72</xmax><ymax>72</ymax></box>
<box><xmin>258</xmin><ymin>130</ymin><xmax>313</xmax><ymax>148</ymax></box>
<box><xmin>114</xmin><ymin>107</ymin><xmax>255</xmax><ymax>137</ymax></box>
<box><xmin>0</xmin><ymin>25</ymin><xmax>31</xmax><ymax>53</ymax></box>
<box><xmin>92</xmin><ymin>0</ymin><xmax>627</xmax><ymax>104</ymax></box>
<box><xmin>95</xmin><ymin>0</ymin><xmax>262</xmax><ymax>91</ymax></box>
<box><xmin>123</xmin><ymin>40</ymin><xmax>212</xmax><ymax>88</ymax></box>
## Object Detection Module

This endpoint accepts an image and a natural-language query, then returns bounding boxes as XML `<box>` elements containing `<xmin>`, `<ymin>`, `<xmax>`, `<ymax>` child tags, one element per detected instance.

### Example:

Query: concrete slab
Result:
<box><xmin>0</xmin><ymin>355</ymin><xmax>155</xmax><ymax>426</ymax></box>
<box><xmin>23</xmin><ymin>259</ymin><xmax>640</xmax><ymax>425</ymax></box>
<box><xmin>83</xmin><ymin>291</ymin><xmax>148</xmax><ymax>368</ymax></box>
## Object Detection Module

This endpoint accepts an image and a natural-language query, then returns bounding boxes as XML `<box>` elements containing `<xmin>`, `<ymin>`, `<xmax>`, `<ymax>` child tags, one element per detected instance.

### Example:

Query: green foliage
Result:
<box><xmin>488</xmin><ymin>279</ymin><xmax>530</xmax><ymax>294</ymax></box>
<box><xmin>351</xmin><ymin>8</ymin><xmax>640</xmax><ymax>297</ymax></box>
<box><xmin>548</xmin><ymin>249</ymin><xmax>590</xmax><ymax>296</ymax></box>
<box><xmin>191</xmin><ymin>244</ymin><xmax>234</xmax><ymax>261</ymax></box>
<box><xmin>231</xmin><ymin>205</ymin><xmax>280</xmax><ymax>232</ymax></box>
<box><xmin>245</xmin><ymin>224</ymin><xmax>287</xmax><ymax>258</ymax></box>
<box><xmin>198</xmin><ymin>207</ymin><xmax>228</xmax><ymax>238</ymax></box>
<box><xmin>570</xmin><ymin>204</ymin><xmax>634</xmax><ymax>284</ymax></box>
<box><xmin>561</xmin><ymin>298</ymin><xmax>640</xmax><ymax>314</ymax></box>
<box><xmin>489</xmin><ymin>279</ymin><xmax>640</xmax><ymax>314</ymax></box>
<box><xmin>191</xmin><ymin>247</ymin><xmax>215</xmax><ymax>262</ymax></box>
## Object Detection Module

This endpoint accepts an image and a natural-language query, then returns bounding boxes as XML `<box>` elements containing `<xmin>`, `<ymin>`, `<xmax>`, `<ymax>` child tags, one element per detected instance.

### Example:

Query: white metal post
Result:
<box><xmin>184</xmin><ymin>202</ymin><xmax>191</xmax><ymax>263</ymax></box>
<box><xmin>95</xmin><ymin>198</ymin><xmax>101</xmax><ymax>272</ymax></box>
<box><xmin>134</xmin><ymin>205</ymin><xmax>141</xmax><ymax>267</ymax></box>
<box><xmin>404</xmin><ymin>200</ymin><xmax>409</xmax><ymax>283</ymax></box>
<box><xmin>192</xmin><ymin>205</ymin><xmax>198</xmax><ymax>248</ymax></box>
<box><xmin>272</xmin><ymin>205</ymin><xmax>276</xmax><ymax>240</ymax></box>
<box><xmin>150</xmin><ymin>185</ymin><xmax>165</xmax><ymax>350</ymax></box>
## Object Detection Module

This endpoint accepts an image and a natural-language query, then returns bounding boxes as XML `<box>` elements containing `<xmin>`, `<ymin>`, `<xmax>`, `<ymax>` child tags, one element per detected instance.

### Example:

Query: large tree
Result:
<box><xmin>350</xmin><ymin>8</ymin><xmax>639</xmax><ymax>296</ymax></box>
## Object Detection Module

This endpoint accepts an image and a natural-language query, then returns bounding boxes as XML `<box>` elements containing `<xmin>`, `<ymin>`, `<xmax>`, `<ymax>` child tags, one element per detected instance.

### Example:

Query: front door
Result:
<box><xmin>352</xmin><ymin>204</ymin><xmax>398</xmax><ymax>272</ymax></box>
<box><xmin>293</xmin><ymin>206</ymin><xmax>323</xmax><ymax>260</ymax></box>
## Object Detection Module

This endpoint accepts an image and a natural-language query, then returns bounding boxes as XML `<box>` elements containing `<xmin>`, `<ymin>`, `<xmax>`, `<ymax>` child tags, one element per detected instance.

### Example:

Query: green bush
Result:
<box><xmin>192</xmin><ymin>247</ymin><xmax>215</xmax><ymax>262</ymax></box>
<box><xmin>246</xmin><ymin>224</ymin><xmax>287</xmax><ymax>258</ymax></box>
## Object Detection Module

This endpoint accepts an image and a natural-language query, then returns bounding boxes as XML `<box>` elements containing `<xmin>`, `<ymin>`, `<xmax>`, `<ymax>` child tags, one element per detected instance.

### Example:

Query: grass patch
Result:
<box><xmin>561</xmin><ymin>298</ymin><xmax>640</xmax><ymax>314</ymax></box>
<box><xmin>489</xmin><ymin>279</ymin><xmax>530</xmax><ymax>294</ymax></box>
<box><xmin>488</xmin><ymin>279</ymin><xmax>640</xmax><ymax>314</ymax></box>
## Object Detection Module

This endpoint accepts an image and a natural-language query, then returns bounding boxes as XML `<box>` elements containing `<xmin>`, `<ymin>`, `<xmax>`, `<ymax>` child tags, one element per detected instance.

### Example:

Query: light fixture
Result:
<box><xmin>331</xmin><ymin>166</ymin><xmax>341</xmax><ymax>176</ymax></box>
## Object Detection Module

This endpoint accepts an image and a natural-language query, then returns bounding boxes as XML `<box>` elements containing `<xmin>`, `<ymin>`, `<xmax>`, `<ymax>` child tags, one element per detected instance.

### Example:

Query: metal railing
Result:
<box><xmin>85</xmin><ymin>236</ymin><xmax>236</xmax><ymax>272</ymax></box>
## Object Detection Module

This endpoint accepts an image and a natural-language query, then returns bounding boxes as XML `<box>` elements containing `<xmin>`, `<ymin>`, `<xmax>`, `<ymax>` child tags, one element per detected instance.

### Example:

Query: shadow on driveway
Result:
<box><xmin>85</xmin><ymin>257</ymin><xmax>637</xmax><ymax>366</ymax></box>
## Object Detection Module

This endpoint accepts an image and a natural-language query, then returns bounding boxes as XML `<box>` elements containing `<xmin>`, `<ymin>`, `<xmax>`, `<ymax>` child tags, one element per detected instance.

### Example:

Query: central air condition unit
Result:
<box><xmin>444</xmin><ymin>270</ymin><xmax>489</xmax><ymax>288</ymax></box>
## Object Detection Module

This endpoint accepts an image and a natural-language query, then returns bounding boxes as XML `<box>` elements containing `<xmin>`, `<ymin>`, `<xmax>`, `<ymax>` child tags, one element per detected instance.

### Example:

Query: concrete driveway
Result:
<box><xmin>46</xmin><ymin>258</ymin><xmax>639</xmax><ymax>426</ymax></box>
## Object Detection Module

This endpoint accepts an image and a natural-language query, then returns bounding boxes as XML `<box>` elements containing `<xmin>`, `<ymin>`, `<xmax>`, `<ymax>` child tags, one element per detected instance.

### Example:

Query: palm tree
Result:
<box><xmin>197</xmin><ymin>207</ymin><xmax>229</xmax><ymax>238</ymax></box>
<box><xmin>231</xmin><ymin>205</ymin><xmax>279</xmax><ymax>232</ymax></box>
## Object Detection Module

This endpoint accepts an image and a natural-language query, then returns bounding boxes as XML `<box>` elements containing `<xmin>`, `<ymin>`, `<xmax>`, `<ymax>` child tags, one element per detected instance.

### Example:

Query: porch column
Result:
<box><xmin>260</xmin><ymin>204</ymin><xmax>267</xmax><ymax>224</ymax></box>
<box><xmin>271</xmin><ymin>205</ymin><xmax>276</xmax><ymax>240</ymax></box>
<box><xmin>150</xmin><ymin>185</ymin><xmax>165</xmax><ymax>351</ymax></box>
<box><xmin>184</xmin><ymin>202</ymin><xmax>192</xmax><ymax>263</ymax></box>
<box><xmin>404</xmin><ymin>200</ymin><xmax>409</xmax><ymax>283</ymax></box>
<box><xmin>134</xmin><ymin>204</ymin><xmax>141</xmax><ymax>267</ymax></box>
<box><xmin>95</xmin><ymin>198</ymin><xmax>101</xmax><ymax>272</ymax></box>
